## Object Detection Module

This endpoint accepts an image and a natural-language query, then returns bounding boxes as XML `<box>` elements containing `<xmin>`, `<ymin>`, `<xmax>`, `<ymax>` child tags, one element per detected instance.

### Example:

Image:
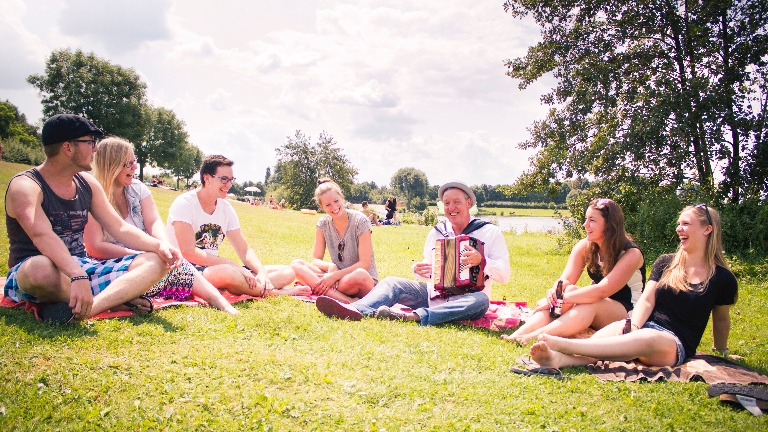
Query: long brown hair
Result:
<box><xmin>657</xmin><ymin>205</ymin><xmax>728</xmax><ymax>292</ymax></box>
<box><xmin>584</xmin><ymin>198</ymin><xmax>632</xmax><ymax>277</ymax></box>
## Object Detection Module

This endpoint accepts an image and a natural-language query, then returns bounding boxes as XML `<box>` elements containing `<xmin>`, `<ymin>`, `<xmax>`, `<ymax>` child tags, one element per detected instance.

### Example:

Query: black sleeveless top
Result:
<box><xmin>586</xmin><ymin>241</ymin><xmax>645</xmax><ymax>312</ymax></box>
<box><xmin>6</xmin><ymin>168</ymin><xmax>92</xmax><ymax>268</ymax></box>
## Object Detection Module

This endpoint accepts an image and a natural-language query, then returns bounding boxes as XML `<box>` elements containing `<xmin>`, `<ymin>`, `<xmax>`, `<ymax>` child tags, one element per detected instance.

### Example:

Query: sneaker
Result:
<box><xmin>316</xmin><ymin>296</ymin><xmax>363</xmax><ymax>321</ymax></box>
<box><xmin>38</xmin><ymin>301</ymin><xmax>75</xmax><ymax>325</ymax></box>
<box><xmin>373</xmin><ymin>305</ymin><xmax>407</xmax><ymax>321</ymax></box>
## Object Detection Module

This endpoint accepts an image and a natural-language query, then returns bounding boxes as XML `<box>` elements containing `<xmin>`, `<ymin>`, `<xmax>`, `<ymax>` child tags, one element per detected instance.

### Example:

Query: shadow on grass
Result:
<box><xmin>0</xmin><ymin>307</ymin><xmax>180</xmax><ymax>337</ymax></box>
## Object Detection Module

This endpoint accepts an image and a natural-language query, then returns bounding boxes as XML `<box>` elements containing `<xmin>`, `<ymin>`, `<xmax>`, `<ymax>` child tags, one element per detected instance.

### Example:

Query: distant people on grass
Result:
<box><xmin>291</xmin><ymin>178</ymin><xmax>378</xmax><ymax>302</ymax></box>
<box><xmin>315</xmin><ymin>181</ymin><xmax>510</xmax><ymax>325</ymax></box>
<box><xmin>503</xmin><ymin>198</ymin><xmax>645</xmax><ymax>344</ymax></box>
<box><xmin>3</xmin><ymin>114</ymin><xmax>182</xmax><ymax>324</ymax></box>
<box><xmin>384</xmin><ymin>195</ymin><xmax>397</xmax><ymax>223</ymax></box>
<box><xmin>83</xmin><ymin>137</ymin><xmax>238</xmax><ymax>314</ymax></box>
<box><xmin>166</xmin><ymin>155</ymin><xmax>309</xmax><ymax>297</ymax></box>
<box><xmin>527</xmin><ymin>204</ymin><xmax>737</xmax><ymax>369</ymax></box>
<box><xmin>268</xmin><ymin>195</ymin><xmax>275</xmax><ymax>209</ymax></box>
<box><xmin>360</xmin><ymin>201</ymin><xmax>381</xmax><ymax>226</ymax></box>
<box><xmin>278</xmin><ymin>199</ymin><xmax>285</xmax><ymax>210</ymax></box>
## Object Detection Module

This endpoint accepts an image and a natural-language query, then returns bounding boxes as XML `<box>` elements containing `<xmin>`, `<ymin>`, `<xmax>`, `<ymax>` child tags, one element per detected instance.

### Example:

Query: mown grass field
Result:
<box><xmin>0</xmin><ymin>161</ymin><xmax>766</xmax><ymax>431</ymax></box>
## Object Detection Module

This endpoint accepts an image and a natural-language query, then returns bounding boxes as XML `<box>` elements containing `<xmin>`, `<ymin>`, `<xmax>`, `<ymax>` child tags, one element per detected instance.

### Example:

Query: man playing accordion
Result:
<box><xmin>315</xmin><ymin>181</ymin><xmax>510</xmax><ymax>325</ymax></box>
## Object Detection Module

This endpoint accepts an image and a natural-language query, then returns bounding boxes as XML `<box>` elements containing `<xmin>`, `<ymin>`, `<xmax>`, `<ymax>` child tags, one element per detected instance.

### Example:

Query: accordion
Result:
<box><xmin>432</xmin><ymin>235</ymin><xmax>486</xmax><ymax>298</ymax></box>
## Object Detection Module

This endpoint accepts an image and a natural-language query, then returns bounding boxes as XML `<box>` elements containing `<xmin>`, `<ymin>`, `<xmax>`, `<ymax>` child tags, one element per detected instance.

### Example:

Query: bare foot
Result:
<box><xmin>530</xmin><ymin>339</ymin><xmax>557</xmax><ymax>367</ymax></box>
<box><xmin>277</xmin><ymin>285</ymin><xmax>313</xmax><ymax>296</ymax></box>
<box><xmin>221</xmin><ymin>304</ymin><xmax>240</xmax><ymax>315</ymax></box>
<box><xmin>501</xmin><ymin>329</ymin><xmax>531</xmax><ymax>344</ymax></box>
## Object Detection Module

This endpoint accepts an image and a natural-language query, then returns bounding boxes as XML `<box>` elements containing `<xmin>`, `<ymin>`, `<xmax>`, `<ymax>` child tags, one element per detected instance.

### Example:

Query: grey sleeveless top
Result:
<box><xmin>6</xmin><ymin>168</ymin><xmax>92</xmax><ymax>268</ymax></box>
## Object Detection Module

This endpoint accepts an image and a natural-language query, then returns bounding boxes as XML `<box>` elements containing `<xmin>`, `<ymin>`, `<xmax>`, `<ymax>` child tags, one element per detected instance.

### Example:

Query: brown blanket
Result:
<box><xmin>588</xmin><ymin>354</ymin><xmax>768</xmax><ymax>384</ymax></box>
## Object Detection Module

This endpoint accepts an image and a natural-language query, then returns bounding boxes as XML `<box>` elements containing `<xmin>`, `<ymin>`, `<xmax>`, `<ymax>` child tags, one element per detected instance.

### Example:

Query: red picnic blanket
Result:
<box><xmin>0</xmin><ymin>290</ymin><xmax>259</xmax><ymax>321</ymax></box>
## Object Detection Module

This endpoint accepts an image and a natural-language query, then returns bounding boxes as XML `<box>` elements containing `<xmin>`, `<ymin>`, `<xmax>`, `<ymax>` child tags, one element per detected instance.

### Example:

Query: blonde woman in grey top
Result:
<box><xmin>291</xmin><ymin>179</ymin><xmax>378</xmax><ymax>303</ymax></box>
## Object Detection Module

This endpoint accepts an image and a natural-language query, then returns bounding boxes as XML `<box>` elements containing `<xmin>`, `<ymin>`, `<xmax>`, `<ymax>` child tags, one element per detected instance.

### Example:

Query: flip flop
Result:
<box><xmin>38</xmin><ymin>301</ymin><xmax>75</xmax><ymax>325</ymax></box>
<box><xmin>122</xmin><ymin>294</ymin><xmax>154</xmax><ymax>314</ymax></box>
<box><xmin>510</xmin><ymin>356</ymin><xmax>563</xmax><ymax>380</ymax></box>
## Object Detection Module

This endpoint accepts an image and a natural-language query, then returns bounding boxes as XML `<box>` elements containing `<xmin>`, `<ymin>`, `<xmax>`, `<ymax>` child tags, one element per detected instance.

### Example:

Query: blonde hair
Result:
<box><xmin>657</xmin><ymin>205</ymin><xmax>728</xmax><ymax>292</ymax></box>
<box><xmin>314</xmin><ymin>178</ymin><xmax>344</xmax><ymax>207</ymax></box>
<box><xmin>92</xmin><ymin>136</ymin><xmax>134</xmax><ymax>241</ymax></box>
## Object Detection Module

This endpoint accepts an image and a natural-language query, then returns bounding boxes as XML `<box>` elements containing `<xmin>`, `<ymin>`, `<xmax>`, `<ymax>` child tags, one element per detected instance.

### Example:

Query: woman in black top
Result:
<box><xmin>530</xmin><ymin>204</ymin><xmax>737</xmax><ymax>368</ymax></box>
<box><xmin>384</xmin><ymin>196</ymin><xmax>397</xmax><ymax>222</ymax></box>
<box><xmin>504</xmin><ymin>198</ymin><xmax>645</xmax><ymax>344</ymax></box>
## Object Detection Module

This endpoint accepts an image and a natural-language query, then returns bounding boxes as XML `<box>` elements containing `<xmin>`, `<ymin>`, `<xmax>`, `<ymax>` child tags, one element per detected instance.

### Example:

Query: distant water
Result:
<box><xmin>439</xmin><ymin>216</ymin><xmax>563</xmax><ymax>233</ymax></box>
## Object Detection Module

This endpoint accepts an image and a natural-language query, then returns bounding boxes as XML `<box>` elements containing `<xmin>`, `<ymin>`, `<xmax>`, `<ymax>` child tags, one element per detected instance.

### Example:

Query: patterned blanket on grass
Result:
<box><xmin>0</xmin><ymin>277</ymin><xmax>526</xmax><ymax>331</ymax></box>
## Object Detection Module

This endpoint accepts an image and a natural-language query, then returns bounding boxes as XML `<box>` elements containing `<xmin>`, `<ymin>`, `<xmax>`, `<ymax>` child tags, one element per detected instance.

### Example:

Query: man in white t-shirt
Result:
<box><xmin>316</xmin><ymin>181</ymin><xmax>510</xmax><ymax>325</ymax></box>
<box><xmin>166</xmin><ymin>155</ymin><xmax>303</xmax><ymax>297</ymax></box>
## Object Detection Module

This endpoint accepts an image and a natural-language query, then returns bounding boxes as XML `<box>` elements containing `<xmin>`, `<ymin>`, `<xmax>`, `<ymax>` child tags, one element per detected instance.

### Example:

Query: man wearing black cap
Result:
<box><xmin>316</xmin><ymin>181</ymin><xmax>511</xmax><ymax>325</ymax></box>
<box><xmin>3</xmin><ymin>114</ymin><xmax>183</xmax><ymax>324</ymax></box>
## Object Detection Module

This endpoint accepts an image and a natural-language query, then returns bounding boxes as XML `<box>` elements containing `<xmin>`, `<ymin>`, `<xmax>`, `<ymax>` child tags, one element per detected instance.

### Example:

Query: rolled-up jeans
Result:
<box><xmin>351</xmin><ymin>276</ymin><xmax>489</xmax><ymax>326</ymax></box>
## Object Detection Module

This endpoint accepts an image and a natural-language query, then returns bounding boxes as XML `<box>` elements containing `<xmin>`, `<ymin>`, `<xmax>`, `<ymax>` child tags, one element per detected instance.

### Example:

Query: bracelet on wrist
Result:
<box><xmin>70</xmin><ymin>275</ymin><xmax>90</xmax><ymax>282</ymax></box>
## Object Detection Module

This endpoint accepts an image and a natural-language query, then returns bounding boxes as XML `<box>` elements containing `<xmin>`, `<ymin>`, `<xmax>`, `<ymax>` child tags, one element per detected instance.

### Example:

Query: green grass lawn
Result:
<box><xmin>0</xmin><ymin>161</ymin><xmax>766</xmax><ymax>430</ymax></box>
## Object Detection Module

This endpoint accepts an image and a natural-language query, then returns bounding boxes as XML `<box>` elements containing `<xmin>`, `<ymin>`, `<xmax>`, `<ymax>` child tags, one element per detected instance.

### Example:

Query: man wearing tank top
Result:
<box><xmin>4</xmin><ymin>114</ymin><xmax>182</xmax><ymax>324</ymax></box>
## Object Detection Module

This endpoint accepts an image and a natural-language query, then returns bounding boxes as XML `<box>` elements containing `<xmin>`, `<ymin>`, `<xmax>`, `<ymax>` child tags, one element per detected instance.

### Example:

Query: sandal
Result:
<box><xmin>122</xmin><ymin>294</ymin><xmax>154</xmax><ymax>314</ymax></box>
<box><xmin>510</xmin><ymin>356</ymin><xmax>563</xmax><ymax>380</ymax></box>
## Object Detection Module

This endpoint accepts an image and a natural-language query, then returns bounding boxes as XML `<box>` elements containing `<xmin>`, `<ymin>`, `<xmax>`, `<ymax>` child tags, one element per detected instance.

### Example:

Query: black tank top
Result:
<box><xmin>6</xmin><ymin>168</ymin><xmax>92</xmax><ymax>268</ymax></box>
<box><xmin>586</xmin><ymin>241</ymin><xmax>646</xmax><ymax>312</ymax></box>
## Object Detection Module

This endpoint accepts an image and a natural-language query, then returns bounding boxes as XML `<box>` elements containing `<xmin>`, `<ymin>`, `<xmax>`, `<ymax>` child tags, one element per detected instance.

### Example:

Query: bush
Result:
<box><xmin>411</xmin><ymin>197</ymin><xmax>428</xmax><ymax>211</ymax></box>
<box><xmin>399</xmin><ymin>208</ymin><xmax>438</xmax><ymax>226</ymax></box>
<box><xmin>2</xmin><ymin>137</ymin><xmax>45</xmax><ymax>165</ymax></box>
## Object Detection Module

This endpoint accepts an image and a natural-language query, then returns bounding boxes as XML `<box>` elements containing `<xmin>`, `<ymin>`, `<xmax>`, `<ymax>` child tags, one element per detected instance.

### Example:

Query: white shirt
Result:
<box><xmin>421</xmin><ymin>220</ymin><xmax>511</xmax><ymax>307</ymax></box>
<box><xmin>166</xmin><ymin>190</ymin><xmax>240</xmax><ymax>256</ymax></box>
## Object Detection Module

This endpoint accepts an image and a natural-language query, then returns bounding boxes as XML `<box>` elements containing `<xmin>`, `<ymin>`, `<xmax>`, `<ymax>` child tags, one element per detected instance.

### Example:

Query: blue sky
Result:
<box><xmin>1</xmin><ymin>0</ymin><xmax>555</xmax><ymax>186</ymax></box>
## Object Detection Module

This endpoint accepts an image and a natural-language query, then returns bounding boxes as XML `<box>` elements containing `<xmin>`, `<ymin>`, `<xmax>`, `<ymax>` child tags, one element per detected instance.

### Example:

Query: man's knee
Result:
<box><xmin>17</xmin><ymin>256</ymin><xmax>63</xmax><ymax>293</ymax></box>
<box><xmin>130</xmin><ymin>252</ymin><xmax>169</xmax><ymax>278</ymax></box>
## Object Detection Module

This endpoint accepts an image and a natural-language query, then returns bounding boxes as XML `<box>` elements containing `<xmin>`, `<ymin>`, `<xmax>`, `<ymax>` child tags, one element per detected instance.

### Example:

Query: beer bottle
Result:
<box><xmin>549</xmin><ymin>280</ymin><xmax>564</xmax><ymax>318</ymax></box>
<box><xmin>622</xmin><ymin>318</ymin><xmax>633</xmax><ymax>335</ymax></box>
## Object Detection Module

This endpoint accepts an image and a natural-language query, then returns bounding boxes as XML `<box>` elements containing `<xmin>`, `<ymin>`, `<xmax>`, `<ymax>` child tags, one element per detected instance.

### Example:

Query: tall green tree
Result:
<box><xmin>390</xmin><ymin>167</ymin><xmax>429</xmax><ymax>211</ymax></box>
<box><xmin>27</xmin><ymin>49</ymin><xmax>149</xmax><ymax>145</ymax></box>
<box><xmin>274</xmin><ymin>130</ymin><xmax>358</xmax><ymax>209</ymax></box>
<box><xmin>140</xmin><ymin>106</ymin><xmax>189</xmax><ymax>180</ymax></box>
<box><xmin>0</xmin><ymin>100</ymin><xmax>39</xmax><ymax>147</ymax></box>
<box><xmin>503</xmin><ymin>0</ymin><xmax>768</xmax><ymax>203</ymax></box>
<box><xmin>169</xmin><ymin>143</ymin><xmax>203</xmax><ymax>190</ymax></box>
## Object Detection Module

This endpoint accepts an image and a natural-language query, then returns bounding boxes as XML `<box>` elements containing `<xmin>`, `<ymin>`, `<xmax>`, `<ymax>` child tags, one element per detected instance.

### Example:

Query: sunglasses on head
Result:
<box><xmin>595</xmin><ymin>198</ymin><xmax>611</xmax><ymax>209</ymax></box>
<box><xmin>694</xmin><ymin>203</ymin><xmax>713</xmax><ymax>225</ymax></box>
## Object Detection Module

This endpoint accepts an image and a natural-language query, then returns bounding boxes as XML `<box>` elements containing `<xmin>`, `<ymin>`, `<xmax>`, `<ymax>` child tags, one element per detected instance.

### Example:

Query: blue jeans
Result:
<box><xmin>351</xmin><ymin>276</ymin><xmax>490</xmax><ymax>326</ymax></box>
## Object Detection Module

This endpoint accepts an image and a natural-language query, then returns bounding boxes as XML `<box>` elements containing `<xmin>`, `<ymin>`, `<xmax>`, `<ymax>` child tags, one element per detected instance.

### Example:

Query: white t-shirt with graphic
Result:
<box><xmin>166</xmin><ymin>190</ymin><xmax>240</xmax><ymax>256</ymax></box>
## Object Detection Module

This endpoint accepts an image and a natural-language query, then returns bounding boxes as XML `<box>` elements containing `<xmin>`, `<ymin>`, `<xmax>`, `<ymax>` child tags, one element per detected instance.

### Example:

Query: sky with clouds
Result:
<box><xmin>1</xmin><ymin>0</ymin><xmax>555</xmax><ymax>187</ymax></box>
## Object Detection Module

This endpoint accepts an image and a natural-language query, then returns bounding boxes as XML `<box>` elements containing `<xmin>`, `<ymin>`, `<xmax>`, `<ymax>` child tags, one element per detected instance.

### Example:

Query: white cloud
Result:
<box><xmin>0</xmin><ymin>0</ymin><xmax>47</xmax><ymax>89</ymax></box>
<box><xmin>205</xmin><ymin>89</ymin><xmax>231</xmax><ymax>111</ymax></box>
<box><xmin>58</xmin><ymin>0</ymin><xmax>172</xmax><ymax>54</ymax></box>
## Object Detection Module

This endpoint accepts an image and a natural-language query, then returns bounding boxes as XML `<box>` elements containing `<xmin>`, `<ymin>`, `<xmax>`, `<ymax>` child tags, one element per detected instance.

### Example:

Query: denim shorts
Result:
<box><xmin>642</xmin><ymin>321</ymin><xmax>686</xmax><ymax>367</ymax></box>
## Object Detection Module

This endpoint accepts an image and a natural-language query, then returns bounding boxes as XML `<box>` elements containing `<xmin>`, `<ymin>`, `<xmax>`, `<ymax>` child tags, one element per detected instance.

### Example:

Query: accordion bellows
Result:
<box><xmin>432</xmin><ymin>235</ymin><xmax>486</xmax><ymax>298</ymax></box>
